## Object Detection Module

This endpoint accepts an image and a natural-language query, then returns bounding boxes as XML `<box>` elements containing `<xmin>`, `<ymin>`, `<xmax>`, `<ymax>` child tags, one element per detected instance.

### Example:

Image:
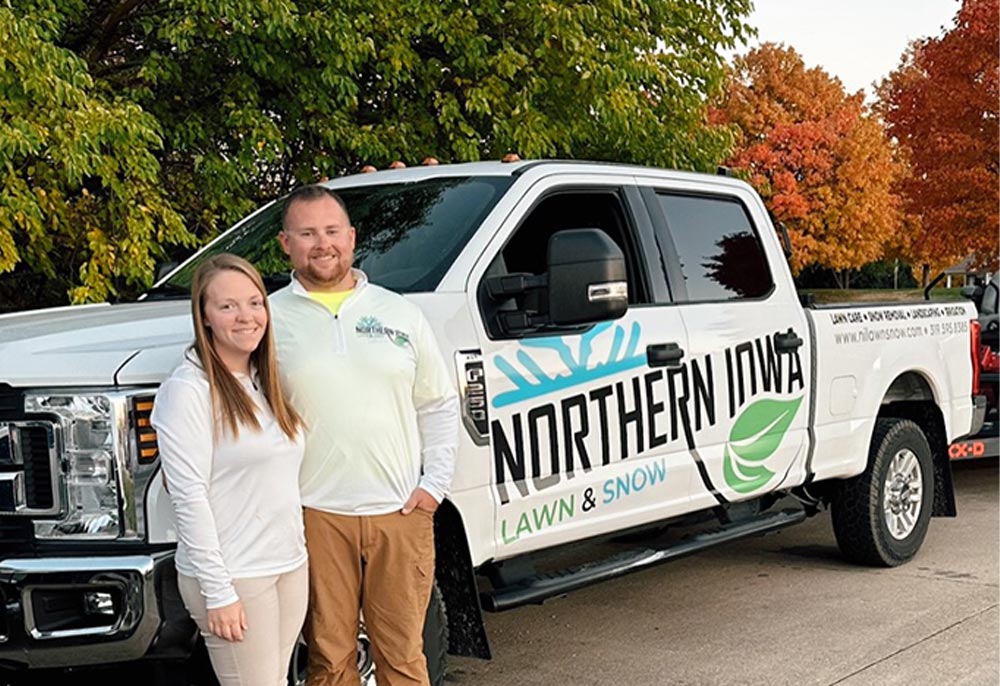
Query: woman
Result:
<box><xmin>151</xmin><ymin>254</ymin><xmax>306</xmax><ymax>686</ymax></box>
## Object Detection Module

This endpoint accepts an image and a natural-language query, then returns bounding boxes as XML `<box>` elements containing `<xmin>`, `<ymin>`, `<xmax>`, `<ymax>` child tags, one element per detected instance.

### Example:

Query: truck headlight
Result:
<box><xmin>26</xmin><ymin>394</ymin><xmax>122</xmax><ymax>539</ymax></box>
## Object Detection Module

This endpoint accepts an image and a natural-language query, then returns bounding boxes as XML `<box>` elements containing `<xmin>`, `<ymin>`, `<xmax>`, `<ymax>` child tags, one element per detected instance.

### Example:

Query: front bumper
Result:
<box><xmin>0</xmin><ymin>552</ymin><xmax>174</xmax><ymax>669</ymax></box>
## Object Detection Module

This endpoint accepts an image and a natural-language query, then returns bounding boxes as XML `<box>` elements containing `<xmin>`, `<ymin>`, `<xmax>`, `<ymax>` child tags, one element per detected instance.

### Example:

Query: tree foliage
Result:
<box><xmin>0</xmin><ymin>5</ymin><xmax>195</xmax><ymax>304</ymax></box>
<box><xmin>713</xmin><ymin>43</ymin><xmax>901</xmax><ymax>280</ymax></box>
<box><xmin>877</xmin><ymin>0</ymin><xmax>999</xmax><ymax>278</ymax></box>
<box><xmin>0</xmin><ymin>0</ymin><xmax>753</xmax><ymax>308</ymax></box>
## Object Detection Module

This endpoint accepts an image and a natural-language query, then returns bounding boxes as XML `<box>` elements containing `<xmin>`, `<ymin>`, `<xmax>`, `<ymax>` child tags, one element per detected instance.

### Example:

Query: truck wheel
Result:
<box><xmin>831</xmin><ymin>418</ymin><xmax>934</xmax><ymax>566</ymax></box>
<box><xmin>287</xmin><ymin>582</ymin><xmax>449</xmax><ymax>686</ymax></box>
<box><xmin>423</xmin><ymin>581</ymin><xmax>449</xmax><ymax>686</ymax></box>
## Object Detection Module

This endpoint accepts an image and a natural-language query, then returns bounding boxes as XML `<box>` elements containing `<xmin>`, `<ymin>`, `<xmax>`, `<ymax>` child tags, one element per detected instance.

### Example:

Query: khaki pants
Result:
<box><xmin>178</xmin><ymin>562</ymin><xmax>309</xmax><ymax>686</ymax></box>
<box><xmin>303</xmin><ymin>508</ymin><xmax>435</xmax><ymax>686</ymax></box>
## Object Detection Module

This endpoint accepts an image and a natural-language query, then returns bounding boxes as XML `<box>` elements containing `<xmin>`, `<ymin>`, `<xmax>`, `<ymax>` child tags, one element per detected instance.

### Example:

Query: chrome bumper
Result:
<box><xmin>0</xmin><ymin>552</ymin><xmax>173</xmax><ymax>669</ymax></box>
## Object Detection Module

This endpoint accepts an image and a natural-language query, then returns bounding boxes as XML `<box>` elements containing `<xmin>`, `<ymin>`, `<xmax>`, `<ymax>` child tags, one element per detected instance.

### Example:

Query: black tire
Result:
<box><xmin>423</xmin><ymin>582</ymin><xmax>449</xmax><ymax>686</ymax></box>
<box><xmin>831</xmin><ymin>418</ymin><xmax>934</xmax><ymax>567</ymax></box>
<box><xmin>287</xmin><ymin>581</ymin><xmax>449</xmax><ymax>686</ymax></box>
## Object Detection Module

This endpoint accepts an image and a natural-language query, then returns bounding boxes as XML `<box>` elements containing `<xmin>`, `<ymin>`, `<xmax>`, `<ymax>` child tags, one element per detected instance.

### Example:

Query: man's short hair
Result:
<box><xmin>280</xmin><ymin>185</ymin><xmax>350</xmax><ymax>229</ymax></box>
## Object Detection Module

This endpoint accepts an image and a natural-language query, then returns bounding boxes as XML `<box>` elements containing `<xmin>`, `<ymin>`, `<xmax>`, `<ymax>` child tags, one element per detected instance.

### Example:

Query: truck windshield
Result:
<box><xmin>147</xmin><ymin>176</ymin><xmax>512</xmax><ymax>297</ymax></box>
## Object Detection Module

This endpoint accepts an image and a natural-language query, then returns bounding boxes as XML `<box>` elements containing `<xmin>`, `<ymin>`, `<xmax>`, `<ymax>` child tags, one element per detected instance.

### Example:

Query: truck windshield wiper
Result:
<box><xmin>140</xmin><ymin>282</ymin><xmax>191</xmax><ymax>301</ymax></box>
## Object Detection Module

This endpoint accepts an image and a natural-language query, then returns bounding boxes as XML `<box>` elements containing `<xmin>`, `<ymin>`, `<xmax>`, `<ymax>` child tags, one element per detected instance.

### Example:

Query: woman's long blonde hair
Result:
<box><xmin>189</xmin><ymin>254</ymin><xmax>302</xmax><ymax>441</ymax></box>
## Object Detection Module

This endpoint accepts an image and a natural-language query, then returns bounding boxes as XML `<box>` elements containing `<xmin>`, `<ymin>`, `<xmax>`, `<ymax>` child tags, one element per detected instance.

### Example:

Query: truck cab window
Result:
<box><xmin>655</xmin><ymin>193</ymin><xmax>773</xmax><ymax>302</ymax></box>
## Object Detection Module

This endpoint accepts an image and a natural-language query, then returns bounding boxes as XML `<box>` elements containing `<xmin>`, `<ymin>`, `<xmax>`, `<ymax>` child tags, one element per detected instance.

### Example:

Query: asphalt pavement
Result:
<box><xmin>447</xmin><ymin>458</ymin><xmax>999</xmax><ymax>686</ymax></box>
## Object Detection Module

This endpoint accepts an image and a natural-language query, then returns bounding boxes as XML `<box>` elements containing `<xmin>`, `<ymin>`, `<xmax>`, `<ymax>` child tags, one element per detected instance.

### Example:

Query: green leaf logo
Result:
<box><xmin>723</xmin><ymin>397</ymin><xmax>803</xmax><ymax>494</ymax></box>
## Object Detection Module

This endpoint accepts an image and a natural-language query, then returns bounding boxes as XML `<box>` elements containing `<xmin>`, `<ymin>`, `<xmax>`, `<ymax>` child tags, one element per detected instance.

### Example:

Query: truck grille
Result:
<box><xmin>19</xmin><ymin>426</ymin><xmax>55</xmax><ymax>509</ymax></box>
<box><xmin>0</xmin><ymin>517</ymin><xmax>33</xmax><ymax>550</ymax></box>
<box><xmin>0</xmin><ymin>384</ymin><xmax>22</xmax><ymax>413</ymax></box>
<box><xmin>0</xmin><ymin>421</ymin><xmax>59</xmax><ymax>516</ymax></box>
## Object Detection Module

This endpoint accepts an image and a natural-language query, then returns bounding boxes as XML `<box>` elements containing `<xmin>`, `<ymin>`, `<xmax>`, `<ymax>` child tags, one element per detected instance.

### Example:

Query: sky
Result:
<box><xmin>743</xmin><ymin>0</ymin><xmax>961</xmax><ymax>98</ymax></box>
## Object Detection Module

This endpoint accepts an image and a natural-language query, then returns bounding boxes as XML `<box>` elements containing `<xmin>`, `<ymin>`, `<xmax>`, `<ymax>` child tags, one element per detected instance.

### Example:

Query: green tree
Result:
<box><xmin>1</xmin><ymin>0</ymin><xmax>753</xmax><ymax>309</ymax></box>
<box><xmin>0</xmin><ymin>5</ymin><xmax>194</xmax><ymax>306</ymax></box>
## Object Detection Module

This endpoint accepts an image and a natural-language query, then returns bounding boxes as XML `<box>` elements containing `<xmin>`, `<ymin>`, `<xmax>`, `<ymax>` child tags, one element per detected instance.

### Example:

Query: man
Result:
<box><xmin>269</xmin><ymin>185</ymin><xmax>458</xmax><ymax>686</ymax></box>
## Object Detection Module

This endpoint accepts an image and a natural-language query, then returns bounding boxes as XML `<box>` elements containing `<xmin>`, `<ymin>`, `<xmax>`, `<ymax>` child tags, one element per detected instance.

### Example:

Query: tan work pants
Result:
<box><xmin>303</xmin><ymin>507</ymin><xmax>435</xmax><ymax>686</ymax></box>
<box><xmin>178</xmin><ymin>562</ymin><xmax>309</xmax><ymax>686</ymax></box>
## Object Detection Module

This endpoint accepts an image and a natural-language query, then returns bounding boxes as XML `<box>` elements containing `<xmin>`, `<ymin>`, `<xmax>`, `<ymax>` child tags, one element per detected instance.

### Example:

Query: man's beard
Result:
<box><xmin>301</xmin><ymin>256</ymin><xmax>351</xmax><ymax>289</ymax></box>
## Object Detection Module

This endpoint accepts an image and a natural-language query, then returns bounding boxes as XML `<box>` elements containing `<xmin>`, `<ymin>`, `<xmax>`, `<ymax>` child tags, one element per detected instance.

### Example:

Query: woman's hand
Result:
<box><xmin>207</xmin><ymin>599</ymin><xmax>247</xmax><ymax>642</ymax></box>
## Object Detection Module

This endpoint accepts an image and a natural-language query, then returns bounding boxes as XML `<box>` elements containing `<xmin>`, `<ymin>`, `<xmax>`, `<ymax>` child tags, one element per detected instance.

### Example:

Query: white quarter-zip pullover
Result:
<box><xmin>270</xmin><ymin>270</ymin><xmax>459</xmax><ymax>515</ymax></box>
<box><xmin>151</xmin><ymin>356</ymin><xmax>307</xmax><ymax>608</ymax></box>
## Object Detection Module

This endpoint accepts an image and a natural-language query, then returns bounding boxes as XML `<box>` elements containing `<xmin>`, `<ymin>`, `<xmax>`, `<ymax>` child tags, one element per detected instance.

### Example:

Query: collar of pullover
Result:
<box><xmin>288</xmin><ymin>268</ymin><xmax>369</xmax><ymax>307</ymax></box>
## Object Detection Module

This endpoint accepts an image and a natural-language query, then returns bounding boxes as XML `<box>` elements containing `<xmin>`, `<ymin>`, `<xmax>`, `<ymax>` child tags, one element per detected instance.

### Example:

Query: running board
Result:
<box><xmin>481</xmin><ymin>508</ymin><xmax>807</xmax><ymax>612</ymax></box>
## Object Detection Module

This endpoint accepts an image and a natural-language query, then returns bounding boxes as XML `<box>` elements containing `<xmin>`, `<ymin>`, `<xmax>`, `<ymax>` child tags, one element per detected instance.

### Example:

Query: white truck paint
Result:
<box><xmin>0</xmin><ymin>161</ymin><xmax>983</xmax><ymax>681</ymax></box>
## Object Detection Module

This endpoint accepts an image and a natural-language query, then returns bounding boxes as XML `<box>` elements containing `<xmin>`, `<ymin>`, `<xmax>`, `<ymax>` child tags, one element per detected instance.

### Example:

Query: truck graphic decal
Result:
<box><xmin>500</xmin><ymin>458</ymin><xmax>670</xmax><ymax>544</ymax></box>
<box><xmin>489</xmin><ymin>328</ymin><xmax>806</xmax><ymax>509</ymax></box>
<box><xmin>829</xmin><ymin>305</ymin><xmax>969</xmax><ymax>345</ymax></box>
<box><xmin>723</xmin><ymin>397</ymin><xmax>804</xmax><ymax>493</ymax></box>
<box><xmin>492</xmin><ymin>321</ymin><xmax>645</xmax><ymax>408</ymax></box>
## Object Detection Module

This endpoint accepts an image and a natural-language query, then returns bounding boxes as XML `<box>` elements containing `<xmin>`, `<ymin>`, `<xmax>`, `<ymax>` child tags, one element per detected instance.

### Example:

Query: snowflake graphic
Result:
<box><xmin>491</xmin><ymin>322</ymin><xmax>645</xmax><ymax>408</ymax></box>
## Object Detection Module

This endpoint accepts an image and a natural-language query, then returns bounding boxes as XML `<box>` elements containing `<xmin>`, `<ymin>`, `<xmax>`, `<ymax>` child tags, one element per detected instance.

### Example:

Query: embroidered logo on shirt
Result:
<box><xmin>356</xmin><ymin>315</ymin><xmax>411</xmax><ymax>348</ymax></box>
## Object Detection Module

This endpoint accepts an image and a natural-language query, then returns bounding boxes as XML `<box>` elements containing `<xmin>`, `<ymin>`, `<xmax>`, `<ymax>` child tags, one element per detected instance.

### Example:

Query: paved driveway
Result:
<box><xmin>448</xmin><ymin>459</ymin><xmax>999</xmax><ymax>686</ymax></box>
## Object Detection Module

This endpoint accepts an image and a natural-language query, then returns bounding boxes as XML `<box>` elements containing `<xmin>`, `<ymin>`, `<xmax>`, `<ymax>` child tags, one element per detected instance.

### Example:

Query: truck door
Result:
<box><xmin>639</xmin><ymin>183</ymin><xmax>812</xmax><ymax>511</ymax></box>
<box><xmin>467</xmin><ymin>176</ymin><xmax>697</xmax><ymax>557</ymax></box>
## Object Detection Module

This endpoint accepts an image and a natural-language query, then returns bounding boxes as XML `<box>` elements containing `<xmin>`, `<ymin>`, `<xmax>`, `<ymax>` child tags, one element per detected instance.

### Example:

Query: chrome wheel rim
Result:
<box><xmin>289</xmin><ymin>626</ymin><xmax>376</xmax><ymax>686</ymax></box>
<box><xmin>883</xmin><ymin>448</ymin><xmax>923</xmax><ymax>540</ymax></box>
<box><xmin>290</xmin><ymin>637</ymin><xmax>308</xmax><ymax>686</ymax></box>
<box><xmin>358</xmin><ymin>624</ymin><xmax>375</xmax><ymax>685</ymax></box>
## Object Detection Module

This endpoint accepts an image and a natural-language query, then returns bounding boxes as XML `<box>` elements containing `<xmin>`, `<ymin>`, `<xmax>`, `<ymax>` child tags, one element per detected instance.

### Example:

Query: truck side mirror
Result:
<box><xmin>482</xmin><ymin>228</ymin><xmax>628</xmax><ymax>335</ymax></box>
<box><xmin>547</xmin><ymin>229</ymin><xmax>628</xmax><ymax>326</ymax></box>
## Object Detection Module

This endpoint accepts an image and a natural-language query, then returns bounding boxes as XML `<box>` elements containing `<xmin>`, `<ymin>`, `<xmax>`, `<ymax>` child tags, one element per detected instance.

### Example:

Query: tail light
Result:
<box><xmin>970</xmin><ymin>320</ymin><xmax>981</xmax><ymax>396</ymax></box>
<box><xmin>981</xmin><ymin>340</ymin><xmax>999</xmax><ymax>373</ymax></box>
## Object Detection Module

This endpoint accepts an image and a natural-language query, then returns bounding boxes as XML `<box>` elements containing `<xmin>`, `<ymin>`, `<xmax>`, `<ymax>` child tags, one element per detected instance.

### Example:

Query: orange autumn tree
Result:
<box><xmin>877</xmin><ymin>0</ymin><xmax>999</xmax><ymax>284</ymax></box>
<box><xmin>714</xmin><ymin>44</ymin><xmax>901</xmax><ymax>285</ymax></box>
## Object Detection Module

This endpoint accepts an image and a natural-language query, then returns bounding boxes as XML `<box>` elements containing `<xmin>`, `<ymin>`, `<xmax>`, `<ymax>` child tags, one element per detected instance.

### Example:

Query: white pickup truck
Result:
<box><xmin>0</xmin><ymin>161</ymin><xmax>985</xmax><ymax>684</ymax></box>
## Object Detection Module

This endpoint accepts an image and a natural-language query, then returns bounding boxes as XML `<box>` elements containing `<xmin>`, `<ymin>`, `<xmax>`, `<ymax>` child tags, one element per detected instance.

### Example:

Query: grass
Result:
<box><xmin>801</xmin><ymin>288</ymin><xmax>965</xmax><ymax>305</ymax></box>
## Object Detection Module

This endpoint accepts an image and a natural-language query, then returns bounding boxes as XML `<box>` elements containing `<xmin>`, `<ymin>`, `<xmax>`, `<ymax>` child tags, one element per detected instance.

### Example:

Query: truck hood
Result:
<box><xmin>0</xmin><ymin>300</ymin><xmax>193</xmax><ymax>388</ymax></box>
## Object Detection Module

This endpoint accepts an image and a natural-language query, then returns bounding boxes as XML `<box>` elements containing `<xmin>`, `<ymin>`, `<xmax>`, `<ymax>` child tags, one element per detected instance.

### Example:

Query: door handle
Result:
<box><xmin>774</xmin><ymin>328</ymin><xmax>803</xmax><ymax>352</ymax></box>
<box><xmin>647</xmin><ymin>343</ymin><xmax>685</xmax><ymax>368</ymax></box>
